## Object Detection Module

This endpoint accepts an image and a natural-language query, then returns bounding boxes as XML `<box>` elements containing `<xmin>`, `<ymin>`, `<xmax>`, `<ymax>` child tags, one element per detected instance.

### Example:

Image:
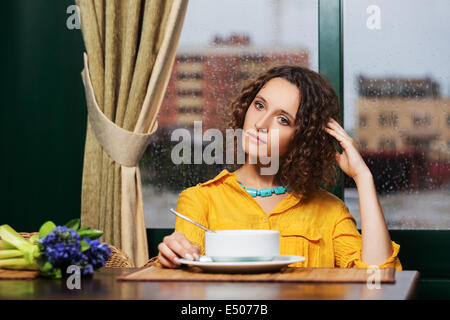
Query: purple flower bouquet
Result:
<box><xmin>0</xmin><ymin>219</ymin><xmax>112</xmax><ymax>279</ymax></box>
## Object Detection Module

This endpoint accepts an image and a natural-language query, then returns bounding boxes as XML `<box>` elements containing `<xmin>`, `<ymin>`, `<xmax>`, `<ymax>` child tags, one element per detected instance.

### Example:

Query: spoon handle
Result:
<box><xmin>169</xmin><ymin>208</ymin><xmax>215</xmax><ymax>233</ymax></box>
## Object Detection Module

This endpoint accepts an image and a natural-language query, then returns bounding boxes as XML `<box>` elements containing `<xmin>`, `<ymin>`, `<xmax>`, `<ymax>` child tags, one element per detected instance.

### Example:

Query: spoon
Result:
<box><xmin>169</xmin><ymin>208</ymin><xmax>215</xmax><ymax>233</ymax></box>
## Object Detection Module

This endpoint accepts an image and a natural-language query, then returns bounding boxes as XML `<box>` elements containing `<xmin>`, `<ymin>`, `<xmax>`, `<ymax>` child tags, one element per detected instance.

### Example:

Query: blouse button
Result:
<box><xmin>262</xmin><ymin>217</ymin><xmax>268</xmax><ymax>223</ymax></box>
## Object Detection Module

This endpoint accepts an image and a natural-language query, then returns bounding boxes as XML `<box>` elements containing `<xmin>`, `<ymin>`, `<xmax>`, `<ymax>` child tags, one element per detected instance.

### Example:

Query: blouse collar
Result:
<box><xmin>198</xmin><ymin>169</ymin><xmax>303</xmax><ymax>215</ymax></box>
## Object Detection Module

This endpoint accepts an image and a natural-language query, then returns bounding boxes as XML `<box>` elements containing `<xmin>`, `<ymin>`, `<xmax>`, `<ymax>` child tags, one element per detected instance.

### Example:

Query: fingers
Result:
<box><xmin>326</xmin><ymin>118</ymin><xmax>352</xmax><ymax>140</ymax></box>
<box><xmin>324</xmin><ymin>126</ymin><xmax>346</xmax><ymax>145</ymax></box>
<box><xmin>326</xmin><ymin>128</ymin><xmax>358</xmax><ymax>154</ymax></box>
<box><xmin>158</xmin><ymin>242</ymin><xmax>181</xmax><ymax>267</ymax></box>
<box><xmin>169</xmin><ymin>237</ymin><xmax>195</xmax><ymax>260</ymax></box>
<box><xmin>179</xmin><ymin>237</ymin><xmax>200</xmax><ymax>260</ymax></box>
<box><xmin>192</xmin><ymin>244</ymin><xmax>201</xmax><ymax>256</ymax></box>
<box><xmin>157</xmin><ymin>251</ymin><xmax>178</xmax><ymax>269</ymax></box>
<box><xmin>157</xmin><ymin>232</ymin><xmax>202</xmax><ymax>268</ymax></box>
<box><xmin>324</xmin><ymin>120</ymin><xmax>356</xmax><ymax>151</ymax></box>
<box><xmin>323</xmin><ymin>126</ymin><xmax>338</xmax><ymax>138</ymax></box>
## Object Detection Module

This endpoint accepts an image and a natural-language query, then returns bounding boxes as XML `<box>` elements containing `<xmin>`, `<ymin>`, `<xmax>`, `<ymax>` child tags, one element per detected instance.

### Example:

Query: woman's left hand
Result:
<box><xmin>323</xmin><ymin>118</ymin><xmax>370</xmax><ymax>180</ymax></box>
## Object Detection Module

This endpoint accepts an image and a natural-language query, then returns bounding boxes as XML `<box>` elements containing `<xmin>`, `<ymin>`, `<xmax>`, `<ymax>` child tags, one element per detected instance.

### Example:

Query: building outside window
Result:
<box><xmin>345</xmin><ymin>0</ymin><xmax>450</xmax><ymax>229</ymax></box>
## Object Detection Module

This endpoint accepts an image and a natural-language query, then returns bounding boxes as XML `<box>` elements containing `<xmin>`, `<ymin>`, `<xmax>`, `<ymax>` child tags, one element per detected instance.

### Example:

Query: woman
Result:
<box><xmin>157</xmin><ymin>65</ymin><xmax>401</xmax><ymax>270</ymax></box>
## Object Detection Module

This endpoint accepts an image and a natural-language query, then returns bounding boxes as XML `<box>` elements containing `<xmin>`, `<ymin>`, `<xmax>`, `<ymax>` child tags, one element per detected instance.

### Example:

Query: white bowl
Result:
<box><xmin>205</xmin><ymin>230</ymin><xmax>280</xmax><ymax>262</ymax></box>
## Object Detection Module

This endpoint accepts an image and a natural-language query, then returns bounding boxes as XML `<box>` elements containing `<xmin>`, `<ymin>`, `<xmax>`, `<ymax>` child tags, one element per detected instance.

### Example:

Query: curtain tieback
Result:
<box><xmin>80</xmin><ymin>54</ymin><xmax>158</xmax><ymax>168</ymax></box>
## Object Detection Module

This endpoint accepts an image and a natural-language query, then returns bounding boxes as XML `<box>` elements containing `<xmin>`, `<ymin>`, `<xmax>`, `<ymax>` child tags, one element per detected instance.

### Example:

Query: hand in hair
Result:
<box><xmin>323</xmin><ymin>117</ymin><xmax>370</xmax><ymax>180</ymax></box>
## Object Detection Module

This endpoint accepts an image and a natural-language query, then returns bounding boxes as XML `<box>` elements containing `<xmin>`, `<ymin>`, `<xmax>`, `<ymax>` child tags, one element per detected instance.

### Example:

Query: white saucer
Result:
<box><xmin>176</xmin><ymin>255</ymin><xmax>305</xmax><ymax>273</ymax></box>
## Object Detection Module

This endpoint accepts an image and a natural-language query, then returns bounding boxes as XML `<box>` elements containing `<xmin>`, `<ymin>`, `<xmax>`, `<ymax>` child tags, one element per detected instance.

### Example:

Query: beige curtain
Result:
<box><xmin>76</xmin><ymin>0</ymin><xmax>189</xmax><ymax>267</ymax></box>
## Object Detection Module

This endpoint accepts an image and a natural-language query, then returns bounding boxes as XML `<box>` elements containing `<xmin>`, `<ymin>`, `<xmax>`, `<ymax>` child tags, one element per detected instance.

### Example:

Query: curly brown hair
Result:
<box><xmin>225</xmin><ymin>65</ymin><xmax>341</xmax><ymax>202</ymax></box>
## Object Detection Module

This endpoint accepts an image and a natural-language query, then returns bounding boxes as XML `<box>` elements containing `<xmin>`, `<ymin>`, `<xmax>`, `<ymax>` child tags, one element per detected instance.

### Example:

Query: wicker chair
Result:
<box><xmin>3</xmin><ymin>232</ymin><xmax>136</xmax><ymax>268</ymax></box>
<box><xmin>144</xmin><ymin>256</ymin><xmax>159</xmax><ymax>267</ymax></box>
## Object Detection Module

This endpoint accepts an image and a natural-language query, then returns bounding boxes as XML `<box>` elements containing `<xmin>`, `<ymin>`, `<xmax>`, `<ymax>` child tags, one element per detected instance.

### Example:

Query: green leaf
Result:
<box><xmin>54</xmin><ymin>268</ymin><xmax>62</xmax><ymax>279</ymax></box>
<box><xmin>38</xmin><ymin>221</ymin><xmax>56</xmax><ymax>239</ymax></box>
<box><xmin>80</xmin><ymin>240</ymin><xmax>90</xmax><ymax>252</ymax></box>
<box><xmin>65</xmin><ymin>218</ymin><xmax>80</xmax><ymax>231</ymax></box>
<box><xmin>78</xmin><ymin>229</ymin><xmax>103</xmax><ymax>240</ymax></box>
<box><xmin>41</xmin><ymin>267</ymin><xmax>61</xmax><ymax>279</ymax></box>
<box><xmin>38</xmin><ymin>260</ymin><xmax>61</xmax><ymax>279</ymax></box>
<box><xmin>40</xmin><ymin>261</ymin><xmax>53</xmax><ymax>272</ymax></box>
<box><xmin>37</xmin><ymin>242</ymin><xmax>44</xmax><ymax>251</ymax></box>
<box><xmin>78</xmin><ymin>226</ymin><xmax>89</xmax><ymax>232</ymax></box>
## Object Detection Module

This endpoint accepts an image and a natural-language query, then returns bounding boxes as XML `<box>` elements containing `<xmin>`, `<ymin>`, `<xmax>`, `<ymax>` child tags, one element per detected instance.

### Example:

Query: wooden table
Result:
<box><xmin>0</xmin><ymin>267</ymin><xmax>419</xmax><ymax>300</ymax></box>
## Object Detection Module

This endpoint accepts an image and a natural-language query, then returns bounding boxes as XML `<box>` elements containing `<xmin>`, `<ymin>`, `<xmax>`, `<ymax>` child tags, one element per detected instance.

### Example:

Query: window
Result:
<box><xmin>344</xmin><ymin>0</ymin><xmax>450</xmax><ymax>229</ymax></box>
<box><xmin>140</xmin><ymin>0</ymin><xmax>319</xmax><ymax>228</ymax></box>
<box><xmin>378</xmin><ymin>112</ymin><xmax>398</xmax><ymax>128</ymax></box>
<box><xmin>378</xmin><ymin>138</ymin><xmax>396</xmax><ymax>151</ymax></box>
<box><xmin>239</xmin><ymin>54</ymin><xmax>264</xmax><ymax>63</ymax></box>
<box><xmin>378</xmin><ymin>114</ymin><xmax>387</xmax><ymax>127</ymax></box>
<box><xmin>141</xmin><ymin>0</ymin><xmax>450</xmax><ymax>230</ymax></box>
<box><xmin>178</xmin><ymin>72</ymin><xmax>203</xmax><ymax>80</ymax></box>
<box><xmin>177</xmin><ymin>55</ymin><xmax>203</xmax><ymax>63</ymax></box>
<box><xmin>177</xmin><ymin>89</ymin><xmax>203</xmax><ymax>97</ymax></box>
<box><xmin>178</xmin><ymin>106</ymin><xmax>203</xmax><ymax>114</ymax></box>
<box><xmin>359</xmin><ymin>114</ymin><xmax>367</xmax><ymax>128</ymax></box>
<box><xmin>358</xmin><ymin>139</ymin><xmax>368</xmax><ymax>151</ymax></box>
<box><xmin>413</xmin><ymin>112</ymin><xmax>431</xmax><ymax>127</ymax></box>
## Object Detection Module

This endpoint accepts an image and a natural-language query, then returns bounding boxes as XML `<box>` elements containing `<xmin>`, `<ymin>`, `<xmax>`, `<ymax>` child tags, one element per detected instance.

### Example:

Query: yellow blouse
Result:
<box><xmin>174</xmin><ymin>169</ymin><xmax>402</xmax><ymax>270</ymax></box>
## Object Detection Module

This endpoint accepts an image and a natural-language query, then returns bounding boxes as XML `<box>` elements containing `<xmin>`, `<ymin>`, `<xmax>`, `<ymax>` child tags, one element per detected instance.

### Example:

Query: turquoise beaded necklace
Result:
<box><xmin>238</xmin><ymin>183</ymin><xmax>291</xmax><ymax>198</ymax></box>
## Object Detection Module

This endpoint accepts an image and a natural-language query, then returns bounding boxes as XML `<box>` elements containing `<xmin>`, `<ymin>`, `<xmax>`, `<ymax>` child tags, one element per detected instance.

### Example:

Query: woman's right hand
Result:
<box><xmin>157</xmin><ymin>231</ymin><xmax>201</xmax><ymax>268</ymax></box>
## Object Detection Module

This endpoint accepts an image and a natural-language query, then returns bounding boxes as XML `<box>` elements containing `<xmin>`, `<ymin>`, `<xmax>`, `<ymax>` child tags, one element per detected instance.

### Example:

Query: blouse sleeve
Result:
<box><xmin>174</xmin><ymin>186</ymin><xmax>208</xmax><ymax>256</ymax></box>
<box><xmin>333</xmin><ymin>203</ymin><xmax>402</xmax><ymax>270</ymax></box>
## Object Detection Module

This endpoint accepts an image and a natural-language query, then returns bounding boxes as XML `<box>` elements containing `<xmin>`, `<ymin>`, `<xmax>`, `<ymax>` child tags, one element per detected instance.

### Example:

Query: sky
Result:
<box><xmin>177</xmin><ymin>0</ymin><xmax>450</xmax><ymax>132</ymax></box>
